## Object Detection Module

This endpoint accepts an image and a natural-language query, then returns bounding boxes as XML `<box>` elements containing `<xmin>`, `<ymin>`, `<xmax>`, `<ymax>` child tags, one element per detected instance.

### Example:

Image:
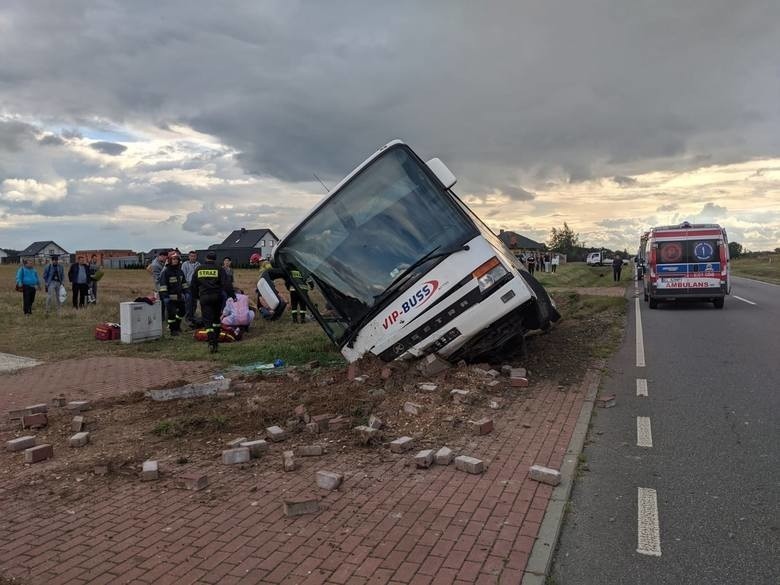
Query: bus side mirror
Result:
<box><xmin>426</xmin><ymin>158</ymin><xmax>457</xmax><ymax>189</ymax></box>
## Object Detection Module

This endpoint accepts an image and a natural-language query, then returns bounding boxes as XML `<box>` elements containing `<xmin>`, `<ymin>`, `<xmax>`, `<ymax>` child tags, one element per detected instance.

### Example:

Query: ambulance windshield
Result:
<box><xmin>276</xmin><ymin>145</ymin><xmax>475</xmax><ymax>342</ymax></box>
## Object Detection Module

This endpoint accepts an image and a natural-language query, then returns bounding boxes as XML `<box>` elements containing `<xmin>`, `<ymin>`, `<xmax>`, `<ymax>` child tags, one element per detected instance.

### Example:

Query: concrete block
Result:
<box><xmin>390</xmin><ymin>436</ymin><xmax>414</xmax><ymax>453</ymax></box>
<box><xmin>71</xmin><ymin>416</ymin><xmax>86</xmax><ymax>432</ymax></box>
<box><xmin>222</xmin><ymin>447</ymin><xmax>250</xmax><ymax>465</ymax></box>
<box><xmin>51</xmin><ymin>396</ymin><xmax>67</xmax><ymax>407</ymax></box>
<box><xmin>227</xmin><ymin>437</ymin><xmax>248</xmax><ymax>448</ymax></box>
<box><xmin>141</xmin><ymin>460</ymin><xmax>159</xmax><ymax>481</ymax></box>
<box><xmin>69</xmin><ymin>432</ymin><xmax>90</xmax><ymax>448</ymax></box>
<box><xmin>450</xmin><ymin>389</ymin><xmax>470</xmax><ymax>404</ymax></box>
<box><xmin>403</xmin><ymin>402</ymin><xmax>422</xmax><ymax>415</ymax></box>
<box><xmin>296</xmin><ymin>445</ymin><xmax>325</xmax><ymax>457</ymax></box>
<box><xmin>596</xmin><ymin>394</ymin><xmax>616</xmax><ymax>408</ymax></box>
<box><xmin>305</xmin><ymin>422</ymin><xmax>320</xmax><ymax>434</ymax></box>
<box><xmin>175</xmin><ymin>471</ymin><xmax>208</xmax><ymax>491</ymax></box>
<box><xmin>454</xmin><ymin>455</ymin><xmax>484</xmax><ymax>474</ymax></box>
<box><xmin>367</xmin><ymin>414</ymin><xmax>384</xmax><ymax>430</ymax></box>
<box><xmin>284</xmin><ymin>496</ymin><xmax>320</xmax><ymax>517</ymax></box>
<box><xmin>282</xmin><ymin>450</ymin><xmax>298</xmax><ymax>472</ymax></box>
<box><xmin>328</xmin><ymin>416</ymin><xmax>351</xmax><ymax>431</ymax></box>
<box><xmin>469</xmin><ymin>417</ymin><xmax>494</xmax><ymax>436</ymax></box>
<box><xmin>24</xmin><ymin>444</ymin><xmax>53</xmax><ymax>463</ymax></box>
<box><xmin>6</xmin><ymin>436</ymin><xmax>35</xmax><ymax>452</ymax></box>
<box><xmin>240</xmin><ymin>440</ymin><xmax>268</xmax><ymax>458</ymax></box>
<box><xmin>354</xmin><ymin>425</ymin><xmax>380</xmax><ymax>445</ymax></box>
<box><xmin>414</xmin><ymin>449</ymin><xmax>435</xmax><ymax>468</ymax></box>
<box><xmin>486</xmin><ymin>369</ymin><xmax>500</xmax><ymax>378</ymax></box>
<box><xmin>266</xmin><ymin>426</ymin><xmax>287</xmax><ymax>442</ymax></box>
<box><xmin>511</xmin><ymin>367</ymin><xmax>527</xmax><ymax>378</ymax></box>
<box><xmin>316</xmin><ymin>470</ymin><xmax>343</xmax><ymax>490</ymax></box>
<box><xmin>529</xmin><ymin>464</ymin><xmax>562</xmax><ymax>486</ymax></box>
<box><xmin>416</xmin><ymin>382</ymin><xmax>438</xmax><ymax>392</ymax></box>
<box><xmin>417</xmin><ymin>354</ymin><xmax>451</xmax><ymax>376</ymax></box>
<box><xmin>435</xmin><ymin>446</ymin><xmax>454</xmax><ymax>465</ymax></box>
<box><xmin>66</xmin><ymin>400</ymin><xmax>91</xmax><ymax>412</ymax></box>
<box><xmin>22</xmin><ymin>413</ymin><xmax>48</xmax><ymax>429</ymax></box>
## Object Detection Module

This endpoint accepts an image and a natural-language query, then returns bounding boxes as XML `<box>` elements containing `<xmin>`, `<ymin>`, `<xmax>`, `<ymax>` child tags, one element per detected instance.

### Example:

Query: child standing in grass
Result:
<box><xmin>16</xmin><ymin>258</ymin><xmax>42</xmax><ymax>316</ymax></box>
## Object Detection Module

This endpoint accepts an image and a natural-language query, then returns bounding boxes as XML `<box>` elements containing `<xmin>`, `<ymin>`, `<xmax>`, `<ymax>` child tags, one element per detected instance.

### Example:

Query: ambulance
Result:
<box><xmin>642</xmin><ymin>222</ymin><xmax>731</xmax><ymax>309</ymax></box>
<box><xmin>260</xmin><ymin>140</ymin><xmax>560</xmax><ymax>363</ymax></box>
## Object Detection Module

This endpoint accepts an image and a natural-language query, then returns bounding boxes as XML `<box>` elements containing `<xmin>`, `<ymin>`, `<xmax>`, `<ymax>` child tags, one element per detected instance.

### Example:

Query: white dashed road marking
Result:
<box><xmin>637</xmin><ymin>487</ymin><xmax>662</xmax><ymax>557</ymax></box>
<box><xmin>635</xmin><ymin>298</ymin><xmax>645</xmax><ymax>367</ymax></box>
<box><xmin>637</xmin><ymin>417</ymin><xmax>653</xmax><ymax>448</ymax></box>
<box><xmin>636</xmin><ymin>378</ymin><xmax>648</xmax><ymax>397</ymax></box>
<box><xmin>733</xmin><ymin>295</ymin><xmax>757</xmax><ymax>305</ymax></box>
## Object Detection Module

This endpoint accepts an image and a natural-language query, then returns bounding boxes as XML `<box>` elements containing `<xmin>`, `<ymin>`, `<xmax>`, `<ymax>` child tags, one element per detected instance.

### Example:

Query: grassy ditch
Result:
<box><xmin>731</xmin><ymin>254</ymin><xmax>780</xmax><ymax>285</ymax></box>
<box><xmin>534</xmin><ymin>261</ymin><xmax>631</xmax><ymax>289</ymax></box>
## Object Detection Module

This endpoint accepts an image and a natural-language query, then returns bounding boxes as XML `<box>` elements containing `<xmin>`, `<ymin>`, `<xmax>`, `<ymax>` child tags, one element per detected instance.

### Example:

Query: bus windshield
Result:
<box><xmin>276</xmin><ymin>145</ymin><xmax>476</xmax><ymax>342</ymax></box>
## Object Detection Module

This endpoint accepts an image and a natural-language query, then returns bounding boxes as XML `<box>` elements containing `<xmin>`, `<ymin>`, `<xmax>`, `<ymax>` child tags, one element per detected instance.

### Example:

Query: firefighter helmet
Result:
<box><xmin>250</xmin><ymin>253</ymin><xmax>262</xmax><ymax>264</ymax></box>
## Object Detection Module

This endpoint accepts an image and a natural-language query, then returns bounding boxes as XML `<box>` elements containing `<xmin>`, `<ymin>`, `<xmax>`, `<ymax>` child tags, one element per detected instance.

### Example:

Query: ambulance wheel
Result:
<box><xmin>713</xmin><ymin>298</ymin><xmax>724</xmax><ymax>309</ymax></box>
<box><xmin>648</xmin><ymin>298</ymin><xmax>658</xmax><ymax>309</ymax></box>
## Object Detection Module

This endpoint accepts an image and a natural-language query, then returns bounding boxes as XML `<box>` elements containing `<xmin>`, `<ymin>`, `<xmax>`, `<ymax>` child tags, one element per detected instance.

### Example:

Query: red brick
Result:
<box><xmin>24</xmin><ymin>444</ymin><xmax>53</xmax><ymax>463</ymax></box>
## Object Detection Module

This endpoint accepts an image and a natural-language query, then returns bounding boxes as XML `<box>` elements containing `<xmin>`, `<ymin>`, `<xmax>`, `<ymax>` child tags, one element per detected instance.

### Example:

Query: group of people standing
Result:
<box><xmin>14</xmin><ymin>254</ymin><xmax>101</xmax><ymax>316</ymax></box>
<box><xmin>521</xmin><ymin>252</ymin><xmax>560</xmax><ymax>275</ymax></box>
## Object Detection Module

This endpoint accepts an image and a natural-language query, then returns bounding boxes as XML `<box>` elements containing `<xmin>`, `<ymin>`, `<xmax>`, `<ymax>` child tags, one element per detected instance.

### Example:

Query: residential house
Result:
<box><xmin>76</xmin><ymin>249</ymin><xmax>140</xmax><ymax>268</ymax></box>
<box><xmin>199</xmin><ymin>228</ymin><xmax>280</xmax><ymax>266</ymax></box>
<box><xmin>19</xmin><ymin>241</ymin><xmax>69</xmax><ymax>265</ymax></box>
<box><xmin>497</xmin><ymin>230</ymin><xmax>545</xmax><ymax>257</ymax></box>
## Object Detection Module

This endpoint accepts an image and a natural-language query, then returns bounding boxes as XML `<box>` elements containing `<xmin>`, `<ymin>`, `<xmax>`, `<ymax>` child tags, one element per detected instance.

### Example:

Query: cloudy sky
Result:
<box><xmin>1</xmin><ymin>0</ymin><xmax>778</xmax><ymax>254</ymax></box>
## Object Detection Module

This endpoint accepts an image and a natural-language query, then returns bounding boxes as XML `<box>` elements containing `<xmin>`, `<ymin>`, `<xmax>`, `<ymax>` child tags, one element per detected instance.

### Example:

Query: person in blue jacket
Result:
<box><xmin>16</xmin><ymin>258</ymin><xmax>42</xmax><ymax>316</ymax></box>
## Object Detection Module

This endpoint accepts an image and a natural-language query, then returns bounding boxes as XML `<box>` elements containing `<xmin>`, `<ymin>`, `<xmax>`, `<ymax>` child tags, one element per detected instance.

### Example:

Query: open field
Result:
<box><xmin>731</xmin><ymin>254</ymin><xmax>780</xmax><ymax>284</ymax></box>
<box><xmin>533</xmin><ymin>260</ymin><xmax>632</xmax><ymax>289</ymax></box>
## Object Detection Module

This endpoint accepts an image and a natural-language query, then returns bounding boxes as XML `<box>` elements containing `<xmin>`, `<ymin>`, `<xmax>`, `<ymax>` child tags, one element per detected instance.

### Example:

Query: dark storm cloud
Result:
<box><xmin>613</xmin><ymin>175</ymin><xmax>638</xmax><ymax>187</ymax></box>
<box><xmin>89</xmin><ymin>141</ymin><xmax>127</xmax><ymax>156</ymax></box>
<box><xmin>0</xmin><ymin>0</ymin><xmax>777</xmax><ymax>188</ymax></box>
<box><xmin>182</xmin><ymin>203</ymin><xmax>305</xmax><ymax>237</ymax></box>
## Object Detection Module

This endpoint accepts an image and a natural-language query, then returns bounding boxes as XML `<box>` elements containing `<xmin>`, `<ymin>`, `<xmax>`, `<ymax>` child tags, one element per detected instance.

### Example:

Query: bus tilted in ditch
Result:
<box><xmin>260</xmin><ymin>140</ymin><xmax>560</xmax><ymax>363</ymax></box>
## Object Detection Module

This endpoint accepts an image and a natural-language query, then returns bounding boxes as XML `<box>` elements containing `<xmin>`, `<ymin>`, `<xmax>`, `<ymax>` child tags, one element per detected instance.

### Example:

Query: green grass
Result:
<box><xmin>0</xmin><ymin>265</ymin><xmax>343</xmax><ymax>367</ymax></box>
<box><xmin>534</xmin><ymin>261</ymin><xmax>630</xmax><ymax>289</ymax></box>
<box><xmin>731</xmin><ymin>254</ymin><xmax>780</xmax><ymax>285</ymax></box>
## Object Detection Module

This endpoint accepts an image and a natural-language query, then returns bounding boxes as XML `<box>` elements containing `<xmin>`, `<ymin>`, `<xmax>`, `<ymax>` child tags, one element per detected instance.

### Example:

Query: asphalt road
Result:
<box><xmin>551</xmin><ymin>276</ymin><xmax>779</xmax><ymax>584</ymax></box>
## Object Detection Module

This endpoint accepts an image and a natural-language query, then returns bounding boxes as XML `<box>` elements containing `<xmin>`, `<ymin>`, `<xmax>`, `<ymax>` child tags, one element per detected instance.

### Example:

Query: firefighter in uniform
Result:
<box><xmin>158</xmin><ymin>251</ymin><xmax>188</xmax><ymax>336</ymax></box>
<box><xmin>191</xmin><ymin>251</ymin><xmax>235</xmax><ymax>352</ymax></box>
<box><xmin>286</xmin><ymin>269</ymin><xmax>311</xmax><ymax>324</ymax></box>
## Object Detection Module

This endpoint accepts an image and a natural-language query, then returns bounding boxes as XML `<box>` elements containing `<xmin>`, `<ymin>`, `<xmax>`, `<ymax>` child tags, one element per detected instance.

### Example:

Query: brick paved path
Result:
<box><xmin>0</xmin><ymin>368</ymin><xmax>599</xmax><ymax>585</ymax></box>
<box><xmin>0</xmin><ymin>356</ymin><xmax>213</xmax><ymax>413</ymax></box>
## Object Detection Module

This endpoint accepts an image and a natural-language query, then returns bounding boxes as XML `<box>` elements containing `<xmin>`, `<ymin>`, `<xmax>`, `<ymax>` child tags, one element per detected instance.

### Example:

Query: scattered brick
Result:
<box><xmin>175</xmin><ymin>471</ymin><xmax>208</xmax><ymax>491</ymax></box>
<box><xmin>285</xmin><ymin>418</ymin><xmax>302</xmax><ymax>431</ymax></box>
<box><xmin>435</xmin><ymin>446</ymin><xmax>455</xmax><ymax>465</ymax></box>
<box><xmin>328</xmin><ymin>416</ymin><xmax>351</xmax><ymax>431</ymax></box>
<box><xmin>511</xmin><ymin>367</ymin><xmax>527</xmax><ymax>378</ymax></box>
<box><xmin>416</xmin><ymin>382</ymin><xmax>438</xmax><ymax>392</ymax></box>
<box><xmin>6</xmin><ymin>436</ymin><xmax>35</xmax><ymax>452</ymax></box>
<box><xmin>414</xmin><ymin>449</ymin><xmax>435</xmax><ymax>468</ymax></box>
<box><xmin>367</xmin><ymin>414</ymin><xmax>384</xmax><ymax>430</ymax></box>
<box><xmin>284</xmin><ymin>496</ymin><xmax>320</xmax><ymax>517</ymax></box>
<box><xmin>311</xmin><ymin>414</ymin><xmax>335</xmax><ymax>431</ymax></box>
<box><xmin>469</xmin><ymin>417</ymin><xmax>494</xmax><ymax>435</ymax></box>
<box><xmin>141</xmin><ymin>460</ymin><xmax>159</xmax><ymax>481</ymax></box>
<box><xmin>353</xmin><ymin>374</ymin><xmax>369</xmax><ymax>384</ymax></box>
<box><xmin>266</xmin><ymin>426</ymin><xmax>287</xmax><ymax>442</ymax></box>
<box><xmin>510</xmin><ymin>376</ymin><xmax>530</xmax><ymax>388</ymax></box>
<box><xmin>24</xmin><ymin>444</ymin><xmax>53</xmax><ymax>464</ymax></box>
<box><xmin>417</xmin><ymin>354</ymin><xmax>451</xmax><ymax>376</ymax></box>
<box><xmin>354</xmin><ymin>425</ymin><xmax>380</xmax><ymax>445</ymax></box>
<box><xmin>454</xmin><ymin>455</ymin><xmax>484</xmax><ymax>474</ymax></box>
<box><xmin>305</xmin><ymin>422</ymin><xmax>320</xmax><ymax>434</ymax></box>
<box><xmin>597</xmin><ymin>394</ymin><xmax>616</xmax><ymax>408</ymax></box>
<box><xmin>296</xmin><ymin>445</ymin><xmax>325</xmax><ymax>457</ymax></box>
<box><xmin>316</xmin><ymin>470</ymin><xmax>343</xmax><ymax>490</ymax></box>
<box><xmin>294</xmin><ymin>404</ymin><xmax>308</xmax><ymax>420</ymax></box>
<box><xmin>66</xmin><ymin>401</ymin><xmax>90</xmax><ymax>412</ymax></box>
<box><xmin>403</xmin><ymin>402</ymin><xmax>422</xmax><ymax>415</ymax></box>
<box><xmin>486</xmin><ymin>380</ymin><xmax>501</xmax><ymax>388</ymax></box>
<box><xmin>71</xmin><ymin>416</ymin><xmax>86</xmax><ymax>432</ymax></box>
<box><xmin>227</xmin><ymin>437</ymin><xmax>248</xmax><ymax>448</ymax></box>
<box><xmin>51</xmin><ymin>396</ymin><xmax>67</xmax><ymax>407</ymax></box>
<box><xmin>69</xmin><ymin>432</ymin><xmax>90</xmax><ymax>448</ymax></box>
<box><xmin>486</xmin><ymin>369</ymin><xmax>500</xmax><ymax>378</ymax></box>
<box><xmin>222</xmin><ymin>447</ymin><xmax>250</xmax><ymax>465</ymax></box>
<box><xmin>22</xmin><ymin>413</ymin><xmax>48</xmax><ymax>429</ymax></box>
<box><xmin>346</xmin><ymin>363</ymin><xmax>359</xmax><ymax>380</ymax></box>
<box><xmin>8</xmin><ymin>403</ymin><xmax>48</xmax><ymax>420</ymax></box>
<box><xmin>450</xmin><ymin>389</ymin><xmax>470</xmax><ymax>404</ymax></box>
<box><xmin>390</xmin><ymin>436</ymin><xmax>414</xmax><ymax>453</ymax></box>
<box><xmin>282</xmin><ymin>450</ymin><xmax>298</xmax><ymax>472</ymax></box>
<box><xmin>240</xmin><ymin>440</ymin><xmax>268</xmax><ymax>458</ymax></box>
<box><xmin>488</xmin><ymin>399</ymin><xmax>503</xmax><ymax>410</ymax></box>
<box><xmin>529</xmin><ymin>464</ymin><xmax>562</xmax><ymax>486</ymax></box>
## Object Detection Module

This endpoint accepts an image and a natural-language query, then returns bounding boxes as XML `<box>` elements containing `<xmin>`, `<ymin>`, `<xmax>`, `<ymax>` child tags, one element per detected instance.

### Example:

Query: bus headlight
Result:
<box><xmin>473</xmin><ymin>257</ymin><xmax>509</xmax><ymax>292</ymax></box>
